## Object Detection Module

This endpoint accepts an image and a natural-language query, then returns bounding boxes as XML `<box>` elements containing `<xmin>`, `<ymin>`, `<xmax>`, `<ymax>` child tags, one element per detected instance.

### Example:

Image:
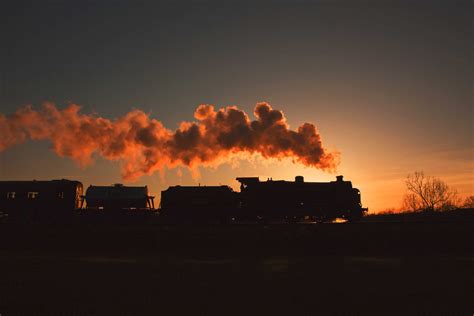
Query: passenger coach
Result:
<box><xmin>0</xmin><ymin>179</ymin><xmax>83</xmax><ymax>221</ymax></box>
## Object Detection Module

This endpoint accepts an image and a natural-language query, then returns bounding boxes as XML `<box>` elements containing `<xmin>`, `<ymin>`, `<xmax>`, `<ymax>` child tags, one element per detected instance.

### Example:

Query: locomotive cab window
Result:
<box><xmin>58</xmin><ymin>192</ymin><xmax>64</xmax><ymax>199</ymax></box>
<box><xmin>6</xmin><ymin>192</ymin><xmax>16</xmax><ymax>199</ymax></box>
<box><xmin>27</xmin><ymin>192</ymin><xmax>39</xmax><ymax>199</ymax></box>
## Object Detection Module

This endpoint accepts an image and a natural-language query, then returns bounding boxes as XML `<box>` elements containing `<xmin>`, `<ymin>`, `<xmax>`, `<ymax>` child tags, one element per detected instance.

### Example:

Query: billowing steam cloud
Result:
<box><xmin>0</xmin><ymin>102</ymin><xmax>340</xmax><ymax>180</ymax></box>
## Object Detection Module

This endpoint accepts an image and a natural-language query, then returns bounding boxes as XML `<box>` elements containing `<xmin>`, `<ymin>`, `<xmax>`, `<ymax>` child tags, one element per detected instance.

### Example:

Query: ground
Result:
<box><xmin>0</xmin><ymin>215</ymin><xmax>472</xmax><ymax>315</ymax></box>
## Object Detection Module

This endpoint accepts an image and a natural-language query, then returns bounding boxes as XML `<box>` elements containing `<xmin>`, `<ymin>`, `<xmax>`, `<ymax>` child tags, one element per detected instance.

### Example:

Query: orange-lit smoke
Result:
<box><xmin>0</xmin><ymin>102</ymin><xmax>340</xmax><ymax>180</ymax></box>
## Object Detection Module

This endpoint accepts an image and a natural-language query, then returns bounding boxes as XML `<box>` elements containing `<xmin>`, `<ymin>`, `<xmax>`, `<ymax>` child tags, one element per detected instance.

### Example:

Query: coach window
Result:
<box><xmin>7</xmin><ymin>192</ymin><xmax>16</xmax><ymax>199</ymax></box>
<box><xmin>28</xmin><ymin>192</ymin><xmax>39</xmax><ymax>199</ymax></box>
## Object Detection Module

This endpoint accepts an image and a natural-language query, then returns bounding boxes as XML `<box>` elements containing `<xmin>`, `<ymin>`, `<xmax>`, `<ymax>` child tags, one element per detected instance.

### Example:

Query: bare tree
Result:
<box><xmin>403</xmin><ymin>171</ymin><xmax>459</xmax><ymax>212</ymax></box>
<box><xmin>462</xmin><ymin>196</ymin><xmax>474</xmax><ymax>209</ymax></box>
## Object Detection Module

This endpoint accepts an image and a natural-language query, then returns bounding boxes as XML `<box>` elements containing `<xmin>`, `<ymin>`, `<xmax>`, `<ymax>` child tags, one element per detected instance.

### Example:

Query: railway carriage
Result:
<box><xmin>0</xmin><ymin>179</ymin><xmax>83</xmax><ymax>221</ymax></box>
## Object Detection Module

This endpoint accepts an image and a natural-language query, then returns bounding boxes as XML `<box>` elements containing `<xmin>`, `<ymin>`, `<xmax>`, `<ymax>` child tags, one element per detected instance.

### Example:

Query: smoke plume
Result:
<box><xmin>0</xmin><ymin>102</ymin><xmax>340</xmax><ymax>180</ymax></box>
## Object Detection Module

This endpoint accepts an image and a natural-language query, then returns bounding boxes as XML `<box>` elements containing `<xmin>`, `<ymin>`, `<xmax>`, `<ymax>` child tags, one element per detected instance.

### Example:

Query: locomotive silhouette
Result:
<box><xmin>0</xmin><ymin>176</ymin><xmax>367</xmax><ymax>223</ymax></box>
<box><xmin>160</xmin><ymin>176</ymin><xmax>367</xmax><ymax>223</ymax></box>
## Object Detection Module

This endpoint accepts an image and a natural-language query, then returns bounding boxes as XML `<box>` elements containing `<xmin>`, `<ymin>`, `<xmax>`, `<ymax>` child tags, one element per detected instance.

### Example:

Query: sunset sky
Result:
<box><xmin>1</xmin><ymin>1</ymin><xmax>472</xmax><ymax>212</ymax></box>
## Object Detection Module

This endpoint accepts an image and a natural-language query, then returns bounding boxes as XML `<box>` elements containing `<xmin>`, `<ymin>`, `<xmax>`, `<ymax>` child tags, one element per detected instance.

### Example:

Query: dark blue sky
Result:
<box><xmin>1</xmin><ymin>0</ymin><xmax>472</xmax><ymax>210</ymax></box>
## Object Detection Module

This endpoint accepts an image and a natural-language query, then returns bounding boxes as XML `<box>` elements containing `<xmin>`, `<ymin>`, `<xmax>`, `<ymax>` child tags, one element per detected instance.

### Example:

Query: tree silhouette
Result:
<box><xmin>462</xmin><ymin>196</ymin><xmax>474</xmax><ymax>209</ymax></box>
<box><xmin>403</xmin><ymin>171</ymin><xmax>458</xmax><ymax>212</ymax></box>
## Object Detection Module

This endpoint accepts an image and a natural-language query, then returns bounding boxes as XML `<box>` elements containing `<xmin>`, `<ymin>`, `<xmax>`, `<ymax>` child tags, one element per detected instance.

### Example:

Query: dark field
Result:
<box><xmin>0</xmin><ymin>217</ymin><xmax>473</xmax><ymax>315</ymax></box>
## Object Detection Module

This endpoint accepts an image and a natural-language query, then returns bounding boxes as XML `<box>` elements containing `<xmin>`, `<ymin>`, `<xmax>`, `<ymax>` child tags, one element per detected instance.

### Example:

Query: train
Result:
<box><xmin>0</xmin><ymin>176</ymin><xmax>368</xmax><ymax>223</ymax></box>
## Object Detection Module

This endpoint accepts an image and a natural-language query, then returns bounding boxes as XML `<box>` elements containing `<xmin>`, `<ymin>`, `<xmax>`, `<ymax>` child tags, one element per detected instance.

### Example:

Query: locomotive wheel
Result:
<box><xmin>346</xmin><ymin>212</ymin><xmax>362</xmax><ymax>223</ymax></box>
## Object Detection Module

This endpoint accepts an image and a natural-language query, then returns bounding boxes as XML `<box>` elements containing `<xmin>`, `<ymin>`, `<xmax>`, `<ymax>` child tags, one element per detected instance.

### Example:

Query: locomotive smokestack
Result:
<box><xmin>295</xmin><ymin>176</ymin><xmax>304</xmax><ymax>183</ymax></box>
<box><xmin>336</xmin><ymin>175</ymin><xmax>344</xmax><ymax>182</ymax></box>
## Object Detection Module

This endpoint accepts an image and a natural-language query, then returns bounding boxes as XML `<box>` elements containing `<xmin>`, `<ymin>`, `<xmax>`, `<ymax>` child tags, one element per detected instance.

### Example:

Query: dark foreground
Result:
<box><xmin>0</xmin><ymin>220</ymin><xmax>472</xmax><ymax>315</ymax></box>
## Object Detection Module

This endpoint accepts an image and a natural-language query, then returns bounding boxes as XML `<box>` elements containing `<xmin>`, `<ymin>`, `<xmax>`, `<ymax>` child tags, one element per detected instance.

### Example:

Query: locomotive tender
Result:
<box><xmin>159</xmin><ymin>185</ymin><xmax>238</xmax><ymax>223</ymax></box>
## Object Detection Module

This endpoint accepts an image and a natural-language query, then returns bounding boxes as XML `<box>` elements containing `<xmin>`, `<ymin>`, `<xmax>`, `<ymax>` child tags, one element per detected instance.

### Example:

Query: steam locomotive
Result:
<box><xmin>0</xmin><ymin>176</ymin><xmax>367</xmax><ymax>223</ymax></box>
<box><xmin>160</xmin><ymin>176</ymin><xmax>367</xmax><ymax>223</ymax></box>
